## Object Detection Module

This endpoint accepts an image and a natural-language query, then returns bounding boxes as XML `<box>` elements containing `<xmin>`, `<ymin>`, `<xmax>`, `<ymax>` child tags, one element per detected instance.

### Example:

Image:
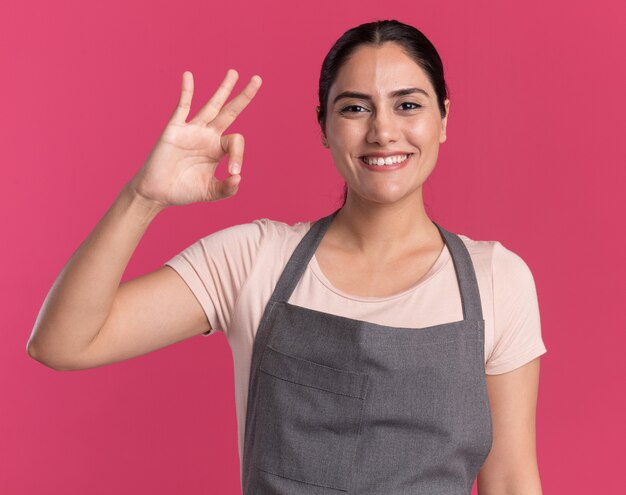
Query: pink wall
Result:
<box><xmin>2</xmin><ymin>0</ymin><xmax>624</xmax><ymax>493</ymax></box>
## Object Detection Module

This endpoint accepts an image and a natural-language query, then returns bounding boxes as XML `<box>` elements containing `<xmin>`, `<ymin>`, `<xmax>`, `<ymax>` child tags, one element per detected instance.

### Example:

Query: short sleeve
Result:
<box><xmin>485</xmin><ymin>241</ymin><xmax>547</xmax><ymax>374</ymax></box>
<box><xmin>163</xmin><ymin>219</ymin><xmax>270</xmax><ymax>337</ymax></box>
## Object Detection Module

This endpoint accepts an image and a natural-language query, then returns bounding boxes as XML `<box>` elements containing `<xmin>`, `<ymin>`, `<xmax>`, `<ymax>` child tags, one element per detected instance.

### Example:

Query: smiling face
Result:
<box><xmin>320</xmin><ymin>42</ymin><xmax>450</xmax><ymax>206</ymax></box>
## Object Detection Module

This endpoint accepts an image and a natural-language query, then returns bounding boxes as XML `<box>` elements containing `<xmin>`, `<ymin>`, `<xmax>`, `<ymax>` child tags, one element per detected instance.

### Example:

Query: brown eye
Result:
<box><xmin>400</xmin><ymin>102</ymin><xmax>422</xmax><ymax>110</ymax></box>
<box><xmin>340</xmin><ymin>105</ymin><xmax>367</xmax><ymax>113</ymax></box>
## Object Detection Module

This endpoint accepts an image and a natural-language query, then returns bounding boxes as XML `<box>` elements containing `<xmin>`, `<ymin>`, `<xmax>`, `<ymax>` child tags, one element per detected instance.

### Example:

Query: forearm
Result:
<box><xmin>477</xmin><ymin>470</ymin><xmax>543</xmax><ymax>495</ymax></box>
<box><xmin>27</xmin><ymin>182</ymin><xmax>164</xmax><ymax>369</ymax></box>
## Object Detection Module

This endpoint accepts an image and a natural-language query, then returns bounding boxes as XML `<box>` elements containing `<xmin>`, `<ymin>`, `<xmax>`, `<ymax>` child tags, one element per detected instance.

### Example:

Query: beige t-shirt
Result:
<box><xmin>164</xmin><ymin>217</ymin><xmax>547</xmax><ymax>469</ymax></box>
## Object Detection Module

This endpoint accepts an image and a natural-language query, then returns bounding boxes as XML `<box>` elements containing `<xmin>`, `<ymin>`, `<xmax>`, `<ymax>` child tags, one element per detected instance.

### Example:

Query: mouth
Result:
<box><xmin>359</xmin><ymin>153</ymin><xmax>413</xmax><ymax>171</ymax></box>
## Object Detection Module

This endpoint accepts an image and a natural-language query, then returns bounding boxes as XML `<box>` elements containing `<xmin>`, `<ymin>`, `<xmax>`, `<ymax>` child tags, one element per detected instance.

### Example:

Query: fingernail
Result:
<box><xmin>231</xmin><ymin>163</ymin><xmax>240</xmax><ymax>174</ymax></box>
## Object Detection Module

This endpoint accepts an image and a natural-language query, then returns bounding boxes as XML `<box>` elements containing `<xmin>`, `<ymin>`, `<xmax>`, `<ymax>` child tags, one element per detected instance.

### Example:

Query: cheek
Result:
<box><xmin>407</xmin><ymin>119</ymin><xmax>441</xmax><ymax>146</ymax></box>
<box><xmin>329</xmin><ymin>122</ymin><xmax>363</xmax><ymax>149</ymax></box>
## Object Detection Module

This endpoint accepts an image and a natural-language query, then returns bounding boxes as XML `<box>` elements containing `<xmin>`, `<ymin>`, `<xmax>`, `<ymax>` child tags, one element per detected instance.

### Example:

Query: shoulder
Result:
<box><xmin>188</xmin><ymin>217</ymin><xmax>308</xmax><ymax>248</ymax></box>
<box><xmin>455</xmin><ymin>232</ymin><xmax>540</xmax><ymax>330</ymax></box>
<box><xmin>455</xmin><ymin>233</ymin><xmax>498</xmax><ymax>278</ymax></box>
<box><xmin>255</xmin><ymin>217</ymin><xmax>312</xmax><ymax>238</ymax></box>
<box><xmin>249</xmin><ymin>217</ymin><xmax>313</xmax><ymax>254</ymax></box>
<box><xmin>191</xmin><ymin>217</ymin><xmax>313</xmax><ymax>264</ymax></box>
<box><xmin>455</xmin><ymin>233</ymin><xmax>535</xmax><ymax>285</ymax></box>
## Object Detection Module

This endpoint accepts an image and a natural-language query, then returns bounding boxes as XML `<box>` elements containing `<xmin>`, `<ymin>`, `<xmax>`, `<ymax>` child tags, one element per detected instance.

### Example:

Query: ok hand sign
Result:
<box><xmin>128</xmin><ymin>69</ymin><xmax>262</xmax><ymax>209</ymax></box>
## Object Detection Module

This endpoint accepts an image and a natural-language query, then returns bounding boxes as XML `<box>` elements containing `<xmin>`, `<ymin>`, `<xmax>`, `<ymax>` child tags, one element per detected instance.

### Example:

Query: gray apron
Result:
<box><xmin>241</xmin><ymin>208</ymin><xmax>493</xmax><ymax>494</ymax></box>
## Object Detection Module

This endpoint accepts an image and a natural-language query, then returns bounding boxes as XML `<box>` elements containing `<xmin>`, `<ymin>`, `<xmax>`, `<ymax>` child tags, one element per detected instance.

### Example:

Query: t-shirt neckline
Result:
<box><xmin>307</xmin><ymin>224</ymin><xmax>451</xmax><ymax>303</ymax></box>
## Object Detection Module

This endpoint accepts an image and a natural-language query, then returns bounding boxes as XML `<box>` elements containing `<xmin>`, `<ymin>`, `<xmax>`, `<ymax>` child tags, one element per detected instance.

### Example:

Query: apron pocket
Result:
<box><xmin>252</xmin><ymin>345</ymin><xmax>368</xmax><ymax>491</ymax></box>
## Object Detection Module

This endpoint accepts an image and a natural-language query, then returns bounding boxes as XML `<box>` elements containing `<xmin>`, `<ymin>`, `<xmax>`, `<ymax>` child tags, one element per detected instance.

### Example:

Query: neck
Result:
<box><xmin>331</xmin><ymin>188</ymin><xmax>440</xmax><ymax>261</ymax></box>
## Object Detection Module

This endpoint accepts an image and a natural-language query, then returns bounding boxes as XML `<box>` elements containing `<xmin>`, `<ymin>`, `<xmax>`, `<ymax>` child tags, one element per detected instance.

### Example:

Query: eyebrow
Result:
<box><xmin>332</xmin><ymin>87</ymin><xmax>430</xmax><ymax>105</ymax></box>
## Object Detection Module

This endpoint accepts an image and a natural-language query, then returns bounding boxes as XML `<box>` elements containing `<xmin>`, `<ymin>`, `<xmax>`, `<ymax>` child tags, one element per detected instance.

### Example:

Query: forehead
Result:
<box><xmin>330</xmin><ymin>42</ymin><xmax>433</xmax><ymax>98</ymax></box>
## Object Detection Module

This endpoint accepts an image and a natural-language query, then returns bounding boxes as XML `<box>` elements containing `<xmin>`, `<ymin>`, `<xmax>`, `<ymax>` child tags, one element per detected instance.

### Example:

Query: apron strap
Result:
<box><xmin>270</xmin><ymin>207</ymin><xmax>339</xmax><ymax>303</ymax></box>
<box><xmin>433</xmin><ymin>222</ymin><xmax>484</xmax><ymax>321</ymax></box>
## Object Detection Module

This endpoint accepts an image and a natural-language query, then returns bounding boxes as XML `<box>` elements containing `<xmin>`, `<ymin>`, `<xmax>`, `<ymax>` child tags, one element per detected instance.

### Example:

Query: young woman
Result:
<box><xmin>28</xmin><ymin>20</ymin><xmax>546</xmax><ymax>495</ymax></box>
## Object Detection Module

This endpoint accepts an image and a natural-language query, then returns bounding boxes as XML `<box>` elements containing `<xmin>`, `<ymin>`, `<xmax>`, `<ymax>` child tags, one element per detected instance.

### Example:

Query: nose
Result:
<box><xmin>366</xmin><ymin>107</ymin><xmax>401</xmax><ymax>146</ymax></box>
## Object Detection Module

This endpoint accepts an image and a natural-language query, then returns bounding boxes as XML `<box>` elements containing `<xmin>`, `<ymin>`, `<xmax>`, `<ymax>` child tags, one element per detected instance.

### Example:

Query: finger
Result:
<box><xmin>169</xmin><ymin>71</ymin><xmax>194</xmax><ymax>125</ymax></box>
<box><xmin>189</xmin><ymin>69</ymin><xmax>239</xmax><ymax>126</ymax></box>
<box><xmin>220</xmin><ymin>133</ymin><xmax>245</xmax><ymax>175</ymax></box>
<box><xmin>210</xmin><ymin>75</ymin><xmax>262</xmax><ymax>135</ymax></box>
<box><xmin>211</xmin><ymin>174</ymin><xmax>241</xmax><ymax>201</ymax></box>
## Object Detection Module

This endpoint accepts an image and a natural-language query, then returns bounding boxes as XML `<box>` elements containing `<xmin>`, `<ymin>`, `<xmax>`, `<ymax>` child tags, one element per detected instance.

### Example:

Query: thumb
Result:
<box><xmin>210</xmin><ymin>173</ymin><xmax>241</xmax><ymax>201</ymax></box>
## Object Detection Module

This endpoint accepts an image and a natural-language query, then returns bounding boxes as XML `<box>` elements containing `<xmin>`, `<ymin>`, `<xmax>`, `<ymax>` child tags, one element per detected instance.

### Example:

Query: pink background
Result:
<box><xmin>2</xmin><ymin>0</ymin><xmax>624</xmax><ymax>493</ymax></box>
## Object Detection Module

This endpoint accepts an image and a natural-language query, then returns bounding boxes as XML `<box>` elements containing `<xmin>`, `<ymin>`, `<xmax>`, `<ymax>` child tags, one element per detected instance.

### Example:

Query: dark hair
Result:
<box><xmin>317</xmin><ymin>20</ymin><xmax>450</xmax><ymax>207</ymax></box>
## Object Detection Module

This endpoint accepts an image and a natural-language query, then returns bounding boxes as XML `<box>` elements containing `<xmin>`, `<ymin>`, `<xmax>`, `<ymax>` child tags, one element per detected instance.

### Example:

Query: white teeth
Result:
<box><xmin>362</xmin><ymin>154</ymin><xmax>409</xmax><ymax>166</ymax></box>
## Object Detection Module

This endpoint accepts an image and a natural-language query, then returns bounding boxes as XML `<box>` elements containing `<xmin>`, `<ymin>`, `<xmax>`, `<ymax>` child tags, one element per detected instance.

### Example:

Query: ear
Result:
<box><xmin>316</xmin><ymin>105</ymin><xmax>328</xmax><ymax>142</ymax></box>
<box><xmin>440</xmin><ymin>99</ymin><xmax>450</xmax><ymax>143</ymax></box>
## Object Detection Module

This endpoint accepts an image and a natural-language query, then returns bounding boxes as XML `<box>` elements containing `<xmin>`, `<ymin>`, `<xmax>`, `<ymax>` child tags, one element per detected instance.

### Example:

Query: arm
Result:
<box><xmin>477</xmin><ymin>357</ymin><xmax>543</xmax><ymax>494</ymax></box>
<box><xmin>26</xmin><ymin>69</ymin><xmax>262</xmax><ymax>370</ymax></box>
<box><xmin>26</xmin><ymin>184</ymin><xmax>211</xmax><ymax>371</ymax></box>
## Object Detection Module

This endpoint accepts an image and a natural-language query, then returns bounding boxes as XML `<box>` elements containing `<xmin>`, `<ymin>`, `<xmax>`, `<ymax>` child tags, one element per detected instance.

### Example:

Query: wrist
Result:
<box><xmin>119</xmin><ymin>181</ymin><xmax>166</xmax><ymax>223</ymax></box>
